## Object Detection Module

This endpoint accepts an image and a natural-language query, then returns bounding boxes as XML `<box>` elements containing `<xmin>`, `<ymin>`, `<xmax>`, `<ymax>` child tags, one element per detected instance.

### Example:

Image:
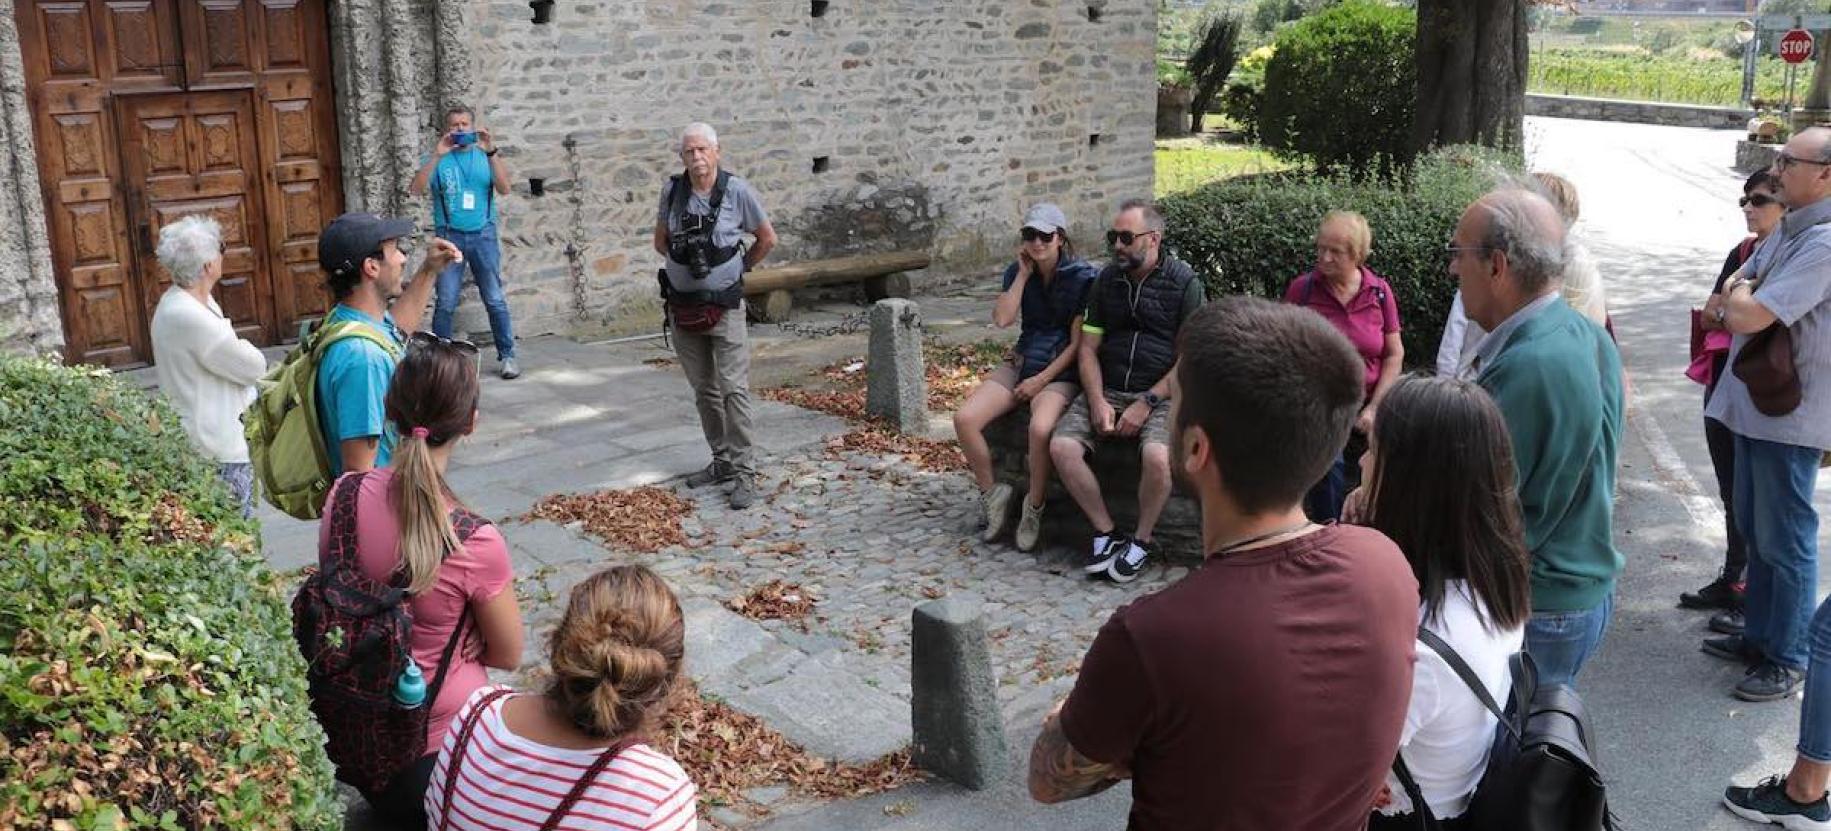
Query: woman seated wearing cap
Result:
<box><xmin>953</xmin><ymin>203</ymin><xmax>1099</xmax><ymax>552</ymax></box>
<box><xmin>1283</xmin><ymin>209</ymin><xmax>1403</xmax><ymax>522</ymax></box>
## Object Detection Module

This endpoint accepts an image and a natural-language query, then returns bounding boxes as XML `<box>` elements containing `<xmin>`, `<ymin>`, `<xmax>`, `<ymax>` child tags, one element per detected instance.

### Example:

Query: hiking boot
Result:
<box><xmin>981</xmin><ymin>483</ymin><xmax>1014</xmax><ymax>543</ymax></box>
<box><xmin>1106</xmin><ymin>537</ymin><xmax>1153</xmax><ymax>584</ymax></box>
<box><xmin>729</xmin><ymin>475</ymin><xmax>758</xmax><ymax>510</ymax></box>
<box><xmin>500</xmin><ymin>357</ymin><xmax>522</xmax><ymax>380</ymax></box>
<box><xmin>1015</xmin><ymin>499</ymin><xmax>1045</xmax><ymax>552</ymax></box>
<box><xmin>1681</xmin><ymin>574</ymin><xmax>1742</xmax><ymax>610</ymax></box>
<box><xmin>1710</xmin><ymin>609</ymin><xmax>1747</xmax><ymax>636</ymax></box>
<box><xmin>1735</xmin><ymin>661</ymin><xmax>1805</xmax><ymax>702</ymax></box>
<box><xmin>1083</xmin><ymin>532</ymin><xmax>1128</xmax><ymax>575</ymax></box>
<box><xmin>685</xmin><ymin>461</ymin><xmax>735</xmax><ymax>489</ymax></box>
<box><xmin>1724</xmin><ymin>775</ymin><xmax>1831</xmax><ymax>830</ymax></box>
<box><xmin>1702</xmin><ymin>634</ymin><xmax>1761</xmax><ymax>665</ymax></box>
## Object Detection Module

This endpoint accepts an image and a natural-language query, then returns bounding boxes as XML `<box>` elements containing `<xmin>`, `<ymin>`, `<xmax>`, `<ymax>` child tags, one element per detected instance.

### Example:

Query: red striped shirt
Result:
<box><xmin>426</xmin><ymin>686</ymin><xmax>698</xmax><ymax>831</ymax></box>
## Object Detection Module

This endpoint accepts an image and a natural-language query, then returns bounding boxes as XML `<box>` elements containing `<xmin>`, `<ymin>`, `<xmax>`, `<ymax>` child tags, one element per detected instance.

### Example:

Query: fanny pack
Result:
<box><xmin>663</xmin><ymin>279</ymin><xmax>744</xmax><ymax>333</ymax></box>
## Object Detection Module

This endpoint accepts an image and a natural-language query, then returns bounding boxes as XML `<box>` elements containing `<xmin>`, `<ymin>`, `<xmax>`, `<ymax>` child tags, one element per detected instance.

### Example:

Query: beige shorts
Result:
<box><xmin>986</xmin><ymin>362</ymin><xmax>1080</xmax><ymax>402</ymax></box>
<box><xmin>1055</xmin><ymin>388</ymin><xmax>1172</xmax><ymax>449</ymax></box>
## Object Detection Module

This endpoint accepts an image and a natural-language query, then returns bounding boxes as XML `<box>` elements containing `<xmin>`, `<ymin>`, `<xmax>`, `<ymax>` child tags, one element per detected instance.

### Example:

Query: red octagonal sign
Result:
<box><xmin>1782</xmin><ymin>28</ymin><xmax>1815</xmax><ymax>64</ymax></box>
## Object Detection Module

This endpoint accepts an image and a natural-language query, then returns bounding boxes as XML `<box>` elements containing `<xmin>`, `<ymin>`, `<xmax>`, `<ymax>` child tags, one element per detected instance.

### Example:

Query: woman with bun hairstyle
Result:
<box><xmin>426</xmin><ymin>564</ymin><xmax>698</xmax><ymax>830</ymax></box>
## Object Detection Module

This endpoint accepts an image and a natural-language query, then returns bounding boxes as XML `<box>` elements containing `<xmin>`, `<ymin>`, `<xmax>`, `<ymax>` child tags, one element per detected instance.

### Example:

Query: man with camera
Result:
<box><xmin>653</xmin><ymin>122</ymin><xmax>777</xmax><ymax>509</ymax></box>
<box><xmin>410</xmin><ymin>105</ymin><xmax>519</xmax><ymax>379</ymax></box>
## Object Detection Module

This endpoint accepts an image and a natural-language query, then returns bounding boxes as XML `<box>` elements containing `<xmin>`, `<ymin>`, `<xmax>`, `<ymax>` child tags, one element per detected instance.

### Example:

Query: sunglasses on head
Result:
<box><xmin>409</xmin><ymin>330</ymin><xmax>479</xmax><ymax>356</ymax></box>
<box><xmin>1020</xmin><ymin>228</ymin><xmax>1057</xmax><ymax>243</ymax></box>
<box><xmin>1106</xmin><ymin>229</ymin><xmax>1156</xmax><ymax>247</ymax></box>
<box><xmin>1740</xmin><ymin>193</ymin><xmax>1779</xmax><ymax>208</ymax></box>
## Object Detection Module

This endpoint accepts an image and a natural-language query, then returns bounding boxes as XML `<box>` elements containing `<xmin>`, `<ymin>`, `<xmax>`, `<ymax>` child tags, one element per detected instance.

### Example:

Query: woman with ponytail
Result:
<box><xmin>426</xmin><ymin>564</ymin><xmax>698</xmax><ymax>830</ymax></box>
<box><xmin>334</xmin><ymin>332</ymin><xmax>524</xmax><ymax>825</ymax></box>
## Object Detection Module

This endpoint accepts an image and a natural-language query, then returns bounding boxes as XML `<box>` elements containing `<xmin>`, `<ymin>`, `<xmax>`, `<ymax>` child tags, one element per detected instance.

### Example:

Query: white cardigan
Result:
<box><xmin>150</xmin><ymin>287</ymin><xmax>268</xmax><ymax>463</ymax></box>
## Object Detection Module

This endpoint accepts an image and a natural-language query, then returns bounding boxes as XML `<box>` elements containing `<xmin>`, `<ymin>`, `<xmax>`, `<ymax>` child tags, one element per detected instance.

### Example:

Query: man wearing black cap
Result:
<box><xmin>315</xmin><ymin>212</ymin><xmax>459</xmax><ymax>476</ymax></box>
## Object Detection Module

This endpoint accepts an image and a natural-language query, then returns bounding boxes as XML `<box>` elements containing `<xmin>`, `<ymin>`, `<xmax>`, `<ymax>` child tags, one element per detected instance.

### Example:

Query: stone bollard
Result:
<box><xmin>866</xmin><ymin>298</ymin><xmax>927</xmax><ymax>433</ymax></box>
<box><xmin>910</xmin><ymin>592</ymin><xmax>1008</xmax><ymax>790</ymax></box>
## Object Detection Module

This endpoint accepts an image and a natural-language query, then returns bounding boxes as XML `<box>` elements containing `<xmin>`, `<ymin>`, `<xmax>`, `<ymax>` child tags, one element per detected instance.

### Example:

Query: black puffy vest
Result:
<box><xmin>1089</xmin><ymin>255</ymin><xmax>1199</xmax><ymax>393</ymax></box>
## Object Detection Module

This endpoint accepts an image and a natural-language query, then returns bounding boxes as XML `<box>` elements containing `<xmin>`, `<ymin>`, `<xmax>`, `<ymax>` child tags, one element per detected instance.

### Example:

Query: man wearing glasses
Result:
<box><xmin>1047</xmin><ymin>198</ymin><xmax>1204</xmax><ymax>582</ymax></box>
<box><xmin>1447</xmin><ymin>186</ymin><xmax>1623</xmax><ymax>691</ymax></box>
<box><xmin>315</xmin><ymin>213</ymin><xmax>461</xmax><ymax>477</ymax></box>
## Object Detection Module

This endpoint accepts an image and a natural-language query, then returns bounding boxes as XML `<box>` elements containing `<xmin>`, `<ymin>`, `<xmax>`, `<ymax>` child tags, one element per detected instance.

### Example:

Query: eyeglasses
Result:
<box><xmin>1740</xmin><ymin>193</ymin><xmax>1780</xmax><ymax>208</ymax></box>
<box><xmin>1444</xmin><ymin>244</ymin><xmax>1497</xmax><ymax>259</ymax></box>
<box><xmin>409</xmin><ymin>330</ymin><xmax>479</xmax><ymax>356</ymax></box>
<box><xmin>1775</xmin><ymin>152</ymin><xmax>1831</xmax><ymax>172</ymax></box>
<box><xmin>1106</xmin><ymin>229</ymin><xmax>1158</xmax><ymax>247</ymax></box>
<box><xmin>1020</xmin><ymin>228</ymin><xmax>1057</xmax><ymax>243</ymax></box>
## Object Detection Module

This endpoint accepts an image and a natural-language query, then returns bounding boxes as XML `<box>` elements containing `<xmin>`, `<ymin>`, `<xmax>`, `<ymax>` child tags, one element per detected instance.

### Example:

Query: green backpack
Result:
<box><xmin>246</xmin><ymin>320</ymin><xmax>403</xmax><ymax>520</ymax></box>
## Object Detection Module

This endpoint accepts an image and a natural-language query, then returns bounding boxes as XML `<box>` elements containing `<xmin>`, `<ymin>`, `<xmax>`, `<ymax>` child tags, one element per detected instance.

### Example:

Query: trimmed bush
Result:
<box><xmin>0</xmin><ymin>358</ymin><xmax>339</xmax><ymax>829</ymax></box>
<box><xmin>1258</xmin><ymin>1</ymin><xmax>1416</xmax><ymax>175</ymax></box>
<box><xmin>1160</xmin><ymin>145</ymin><xmax>1517</xmax><ymax>365</ymax></box>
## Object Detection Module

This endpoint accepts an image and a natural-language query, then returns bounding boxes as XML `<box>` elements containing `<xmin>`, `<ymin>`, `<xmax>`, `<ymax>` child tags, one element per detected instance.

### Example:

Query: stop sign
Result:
<box><xmin>1781</xmin><ymin>28</ymin><xmax>1815</xmax><ymax>64</ymax></box>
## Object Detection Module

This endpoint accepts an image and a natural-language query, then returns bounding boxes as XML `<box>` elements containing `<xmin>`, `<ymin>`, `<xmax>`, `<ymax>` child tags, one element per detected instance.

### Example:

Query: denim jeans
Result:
<box><xmin>1798</xmin><ymin>598</ymin><xmax>1831</xmax><ymax>761</ymax></box>
<box><xmin>1524</xmin><ymin>592</ymin><xmax>1614</xmax><ymax>690</ymax></box>
<box><xmin>432</xmin><ymin>227</ymin><xmax>516</xmax><ymax>358</ymax></box>
<box><xmin>1736</xmin><ymin>434</ymin><xmax>1823</xmax><ymax>672</ymax></box>
<box><xmin>217</xmin><ymin>461</ymin><xmax>253</xmax><ymax>519</ymax></box>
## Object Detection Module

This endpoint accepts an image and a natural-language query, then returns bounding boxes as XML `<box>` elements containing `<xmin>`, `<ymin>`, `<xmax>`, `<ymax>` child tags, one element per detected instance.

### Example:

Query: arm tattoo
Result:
<box><xmin>1028</xmin><ymin>710</ymin><xmax>1126</xmax><ymax>804</ymax></box>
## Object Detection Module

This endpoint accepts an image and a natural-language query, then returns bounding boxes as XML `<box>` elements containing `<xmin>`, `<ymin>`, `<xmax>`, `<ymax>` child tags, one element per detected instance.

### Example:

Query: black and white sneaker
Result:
<box><xmin>1082</xmin><ymin>532</ymin><xmax>1128</xmax><ymax>575</ymax></box>
<box><xmin>1106</xmin><ymin>538</ymin><xmax>1152</xmax><ymax>583</ymax></box>
<box><xmin>1724</xmin><ymin>775</ymin><xmax>1831</xmax><ymax>830</ymax></box>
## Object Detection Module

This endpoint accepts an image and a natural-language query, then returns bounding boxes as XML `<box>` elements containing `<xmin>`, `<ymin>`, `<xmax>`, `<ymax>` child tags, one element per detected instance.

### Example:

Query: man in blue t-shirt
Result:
<box><xmin>409</xmin><ymin>104</ymin><xmax>519</xmax><ymax>379</ymax></box>
<box><xmin>315</xmin><ymin>212</ymin><xmax>459</xmax><ymax>476</ymax></box>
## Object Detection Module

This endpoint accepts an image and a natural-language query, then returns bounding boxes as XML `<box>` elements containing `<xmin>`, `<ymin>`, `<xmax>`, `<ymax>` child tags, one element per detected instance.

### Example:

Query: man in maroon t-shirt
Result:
<box><xmin>1028</xmin><ymin>296</ymin><xmax>1420</xmax><ymax>830</ymax></box>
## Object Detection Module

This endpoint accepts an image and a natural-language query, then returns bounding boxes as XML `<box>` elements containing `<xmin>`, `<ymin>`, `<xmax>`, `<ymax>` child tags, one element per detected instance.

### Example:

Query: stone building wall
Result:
<box><xmin>0</xmin><ymin>0</ymin><xmax>62</xmax><ymax>357</ymax></box>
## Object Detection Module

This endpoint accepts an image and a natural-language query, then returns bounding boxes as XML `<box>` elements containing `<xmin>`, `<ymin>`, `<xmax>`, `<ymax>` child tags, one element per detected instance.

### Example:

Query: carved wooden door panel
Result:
<box><xmin>116</xmin><ymin>91</ymin><xmax>272</xmax><ymax>343</ymax></box>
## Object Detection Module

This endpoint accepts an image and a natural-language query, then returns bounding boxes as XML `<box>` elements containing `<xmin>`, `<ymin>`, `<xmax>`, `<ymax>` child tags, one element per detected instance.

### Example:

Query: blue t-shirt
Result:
<box><xmin>316</xmin><ymin>305</ymin><xmax>405</xmax><ymax>476</ymax></box>
<box><xmin>430</xmin><ymin>148</ymin><xmax>496</xmax><ymax>233</ymax></box>
<box><xmin>1002</xmin><ymin>256</ymin><xmax>1098</xmax><ymax>379</ymax></box>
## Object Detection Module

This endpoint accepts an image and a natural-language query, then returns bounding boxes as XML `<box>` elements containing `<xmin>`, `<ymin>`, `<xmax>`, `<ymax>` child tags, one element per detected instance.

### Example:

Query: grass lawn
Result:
<box><xmin>1155</xmin><ymin>139</ymin><xmax>1291</xmax><ymax>197</ymax></box>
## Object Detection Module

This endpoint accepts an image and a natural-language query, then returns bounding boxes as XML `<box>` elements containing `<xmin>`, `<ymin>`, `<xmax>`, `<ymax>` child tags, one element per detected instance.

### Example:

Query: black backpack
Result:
<box><xmin>1392</xmin><ymin>628</ymin><xmax>1618</xmax><ymax>831</ymax></box>
<box><xmin>292</xmin><ymin>471</ymin><xmax>489</xmax><ymax>796</ymax></box>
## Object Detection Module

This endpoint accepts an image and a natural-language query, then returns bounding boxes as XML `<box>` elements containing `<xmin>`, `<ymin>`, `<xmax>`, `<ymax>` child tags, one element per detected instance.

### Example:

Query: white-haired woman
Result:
<box><xmin>149</xmin><ymin>215</ymin><xmax>269</xmax><ymax>517</ymax></box>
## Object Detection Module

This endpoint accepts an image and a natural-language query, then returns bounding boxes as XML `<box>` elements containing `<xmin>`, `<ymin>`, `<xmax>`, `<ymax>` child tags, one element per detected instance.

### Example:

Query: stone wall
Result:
<box><xmin>0</xmin><ymin>0</ymin><xmax>62</xmax><ymax>357</ymax></box>
<box><xmin>1736</xmin><ymin>139</ymin><xmax>1781</xmax><ymax>175</ymax></box>
<box><xmin>1526</xmin><ymin>93</ymin><xmax>1752</xmax><ymax>131</ymax></box>
<box><xmin>450</xmin><ymin>0</ymin><xmax>1155</xmax><ymax>339</ymax></box>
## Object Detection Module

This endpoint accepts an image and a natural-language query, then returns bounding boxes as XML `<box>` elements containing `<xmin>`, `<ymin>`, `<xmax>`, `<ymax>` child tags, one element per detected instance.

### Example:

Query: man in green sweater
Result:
<box><xmin>1449</xmin><ymin>186</ymin><xmax>1624</xmax><ymax>689</ymax></box>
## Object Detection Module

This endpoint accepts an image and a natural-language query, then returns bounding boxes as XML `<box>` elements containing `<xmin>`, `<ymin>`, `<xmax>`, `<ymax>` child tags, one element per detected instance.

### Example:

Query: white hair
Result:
<box><xmin>155</xmin><ymin>215</ymin><xmax>223</xmax><ymax>289</ymax></box>
<box><xmin>680</xmin><ymin>122</ymin><xmax>719</xmax><ymax>151</ymax></box>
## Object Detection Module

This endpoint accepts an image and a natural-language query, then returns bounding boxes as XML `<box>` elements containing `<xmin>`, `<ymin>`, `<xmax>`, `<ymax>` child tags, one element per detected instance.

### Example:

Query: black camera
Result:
<box><xmin>672</xmin><ymin>213</ymin><xmax>716</xmax><ymax>281</ymax></box>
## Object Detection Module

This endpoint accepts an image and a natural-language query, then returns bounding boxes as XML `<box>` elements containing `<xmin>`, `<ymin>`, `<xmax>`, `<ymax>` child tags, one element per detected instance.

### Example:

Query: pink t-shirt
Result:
<box><xmin>318</xmin><ymin>468</ymin><xmax>515</xmax><ymax>756</ymax></box>
<box><xmin>1284</xmin><ymin>267</ymin><xmax>1402</xmax><ymax>401</ymax></box>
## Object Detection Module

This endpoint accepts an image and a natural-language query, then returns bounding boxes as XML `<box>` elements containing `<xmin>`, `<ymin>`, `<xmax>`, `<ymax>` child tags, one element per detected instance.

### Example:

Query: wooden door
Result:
<box><xmin>15</xmin><ymin>0</ymin><xmax>343</xmax><ymax>367</ymax></box>
<box><xmin>117</xmin><ymin>91</ymin><xmax>271</xmax><ymax>343</ymax></box>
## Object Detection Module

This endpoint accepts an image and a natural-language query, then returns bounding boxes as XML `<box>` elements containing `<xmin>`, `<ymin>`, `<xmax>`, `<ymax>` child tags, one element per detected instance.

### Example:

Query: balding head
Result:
<box><xmin>1475</xmin><ymin>188</ymin><xmax>1567</xmax><ymax>297</ymax></box>
<box><xmin>1776</xmin><ymin>126</ymin><xmax>1831</xmax><ymax>209</ymax></box>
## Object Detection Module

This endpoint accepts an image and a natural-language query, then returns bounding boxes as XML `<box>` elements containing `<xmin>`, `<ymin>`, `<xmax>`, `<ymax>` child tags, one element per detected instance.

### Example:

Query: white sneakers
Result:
<box><xmin>981</xmin><ymin>483</ymin><xmax>1014</xmax><ymax>542</ymax></box>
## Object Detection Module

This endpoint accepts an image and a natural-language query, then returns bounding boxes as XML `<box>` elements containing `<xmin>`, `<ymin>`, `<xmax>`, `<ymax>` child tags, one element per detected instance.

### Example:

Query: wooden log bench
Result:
<box><xmin>984</xmin><ymin>407</ymin><xmax>1204</xmax><ymax>567</ymax></box>
<box><xmin>745</xmin><ymin>251</ymin><xmax>931</xmax><ymax>322</ymax></box>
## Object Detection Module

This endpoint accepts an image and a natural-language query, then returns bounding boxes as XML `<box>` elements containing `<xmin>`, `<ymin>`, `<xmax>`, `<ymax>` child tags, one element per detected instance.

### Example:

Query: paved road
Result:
<box><xmin>755</xmin><ymin>117</ymin><xmax>1831</xmax><ymax>830</ymax></box>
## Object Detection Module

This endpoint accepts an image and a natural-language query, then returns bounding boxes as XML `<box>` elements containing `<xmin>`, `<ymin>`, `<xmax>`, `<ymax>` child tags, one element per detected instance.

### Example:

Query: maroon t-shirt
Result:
<box><xmin>1059</xmin><ymin>524</ymin><xmax>1420</xmax><ymax>831</ymax></box>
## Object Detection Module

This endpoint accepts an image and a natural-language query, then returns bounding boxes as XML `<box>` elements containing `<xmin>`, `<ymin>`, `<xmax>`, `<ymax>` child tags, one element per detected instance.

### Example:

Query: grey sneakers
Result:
<box><xmin>1015</xmin><ymin>498</ymin><xmax>1044</xmax><ymax>552</ymax></box>
<box><xmin>499</xmin><ymin>357</ymin><xmax>521</xmax><ymax>380</ymax></box>
<box><xmin>685</xmin><ymin>460</ymin><xmax>735</xmax><ymax>489</ymax></box>
<box><xmin>729</xmin><ymin>475</ymin><xmax>758</xmax><ymax>510</ymax></box>
<box><xmin>981</xmin><ymin>483</ymin><xmax>1014</xmax><ymax>542</ymax></box>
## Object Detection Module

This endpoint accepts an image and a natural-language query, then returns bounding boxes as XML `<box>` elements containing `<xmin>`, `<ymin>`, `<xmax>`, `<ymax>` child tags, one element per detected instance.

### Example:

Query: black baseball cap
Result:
<box><xmin>318</xmin><ymin>212</ymin><xmax>417</xmax><ymax>277</ymax></box>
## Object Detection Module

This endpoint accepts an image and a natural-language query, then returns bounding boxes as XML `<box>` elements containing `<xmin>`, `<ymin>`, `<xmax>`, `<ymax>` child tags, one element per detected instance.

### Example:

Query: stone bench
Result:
<box><xmin>746</xmin><ymin>250</ymin><xmax>930</xmax><ymax>321</ymax></box>
<box><xmin>983</xmin><ymin>406</ymin><xmax>1204</xmax><ymax>567</ymax></box>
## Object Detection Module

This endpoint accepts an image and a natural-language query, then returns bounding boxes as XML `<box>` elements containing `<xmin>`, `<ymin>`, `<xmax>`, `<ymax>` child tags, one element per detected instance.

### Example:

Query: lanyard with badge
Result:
<box><xmin>437</xmin><ymin>151</ymin><xmax>492</xmax><ymax>227</ymax></box>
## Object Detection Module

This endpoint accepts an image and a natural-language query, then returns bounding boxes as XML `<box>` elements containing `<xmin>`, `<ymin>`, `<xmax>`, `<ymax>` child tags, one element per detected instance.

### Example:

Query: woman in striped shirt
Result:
<box><xmin>426</xmin><ymin>565</ymin><xmax>698</xmax><ymax>830</ymax></box>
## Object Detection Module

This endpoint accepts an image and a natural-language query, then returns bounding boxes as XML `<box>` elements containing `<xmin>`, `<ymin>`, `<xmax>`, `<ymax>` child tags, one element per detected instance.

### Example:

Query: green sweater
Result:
<box><xmin>1477</xmin><ymin>300</ymin><xmax>1625</xmax><ymax>613</ymax></box>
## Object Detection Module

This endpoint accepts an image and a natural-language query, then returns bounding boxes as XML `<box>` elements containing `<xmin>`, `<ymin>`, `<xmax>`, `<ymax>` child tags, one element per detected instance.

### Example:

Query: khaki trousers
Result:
<box><xmin>671</xmin><ymin>303</ymin><xmax>756</xmax><ymax>475</ymax></box>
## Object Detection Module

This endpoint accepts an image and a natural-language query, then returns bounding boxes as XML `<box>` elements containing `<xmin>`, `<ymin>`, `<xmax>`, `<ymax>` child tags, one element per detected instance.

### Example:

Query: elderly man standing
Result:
<box><xmin>1449</xmin><ymin>185</ymin><xmax>1624</xmax><ymax>690</ymax></box>
<box><xmin>653</xmin><ymin>122</ymin><xmax>777</xmax><ymax>510</ymax></box>
<box><xmin>149</xmin><ymin>215</ymin><xmax>270</xmax><ymax>517</ymax></box>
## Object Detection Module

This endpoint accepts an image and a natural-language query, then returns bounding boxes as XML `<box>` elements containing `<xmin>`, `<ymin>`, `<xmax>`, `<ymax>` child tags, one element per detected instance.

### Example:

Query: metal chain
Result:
<box><xmin>763</xmin><ymin>309</ymin><xmax>873</xmax><ymax>339</ymax></box>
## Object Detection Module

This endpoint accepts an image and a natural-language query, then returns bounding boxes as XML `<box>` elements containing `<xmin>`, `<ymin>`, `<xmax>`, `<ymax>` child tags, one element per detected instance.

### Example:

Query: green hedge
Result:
<box><xmin>1258</xmin><ymin>0</ymin><xmax>1416</xmax><ymax>175</ymax></box>
<box><xmin>1161</xmin><ymin>145</ymin><xmax>1517</xmax><ymax>366</ymax></box>
<box><xmin>0</xmin><ymin>358</ymin><xmax>339</xmax><ymax>829</ymax></box>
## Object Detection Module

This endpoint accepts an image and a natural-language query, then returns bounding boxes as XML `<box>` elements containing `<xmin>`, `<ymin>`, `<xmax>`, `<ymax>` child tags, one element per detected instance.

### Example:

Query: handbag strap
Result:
<box><xmin>435</xmin><ymin>686</ymin><xmax>517</xmax><ymax>831</ymax></box>
<box><xmin>540</xmin><ymin>736</ymin><xmax>642</xmax><ymax>831</ymax></box>
<box><xmin>1390</xmin><ymin>754</ymin><xmax>1439</xmax><ymax>830</ymax></box>
<box><xmin>320</xmin><ymin>471</ymin><xmax>370</xmax><ymax>573</ymax></box>
<box><xmin>1416</xmin><ymin>627</ymin><xmax>1524</xmax><ymax>742</ymax></box>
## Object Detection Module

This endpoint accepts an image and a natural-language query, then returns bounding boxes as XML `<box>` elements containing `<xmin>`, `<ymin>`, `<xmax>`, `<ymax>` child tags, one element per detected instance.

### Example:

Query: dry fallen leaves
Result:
<box><xmin>660</xmin><ymin>681</ymin><xmax>921</xmax><ymax>815</ymax></box>
<box><xmin>522</xmin><ymin>487</ymin><xmax>693</xmax><ymax>552</ymax></box>
<box><xmin>760</xmin><ymin>339</ymin><xmax>1008</xmax><ymax>429</ymax></box>
<box><xmin>726</xmin><ymin>580</ymin><xmax>818</xmax><ymax>622</ymax></box>
<box><xmin>825</xmin><ymin>428</ymin><xmax>965</xmax><ymax>472</ymax></box>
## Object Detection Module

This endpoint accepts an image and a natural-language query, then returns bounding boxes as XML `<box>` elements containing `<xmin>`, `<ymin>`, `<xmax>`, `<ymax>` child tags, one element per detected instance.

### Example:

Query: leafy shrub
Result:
<box><xmin>1159</xmin><ymin>145</ymin><xmax>1518</xmax><ymax>365</ymax></box>
<box><xmin>1566</xmin><ymin>16</ymin><xmax>1605</xmax><ymax>36</ymax></box>
<box><xmin>0</xmin><ymin>358</ymin><xmax>339</xmax><ymax>829</ymax></box>
<box><xmin>1219</xmin><ymin>44</ymin><xmax>1275</xmax><ymax>142</ymax></box>
<box><xmin>1257</xmin><ymin>1</ymin><xmax>1417</xmax><ymax>175</ymax></box>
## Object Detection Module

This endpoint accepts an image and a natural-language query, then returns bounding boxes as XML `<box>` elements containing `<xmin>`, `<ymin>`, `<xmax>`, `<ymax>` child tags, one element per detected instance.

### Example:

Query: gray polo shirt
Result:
<box><xmin>1704</xmin><ymin>194</ymin><xmax>1831</xmax><ymax>451</ymax></box>
<box><xmin>656</xmin><ymin>172</ymin><xmax>769</xmax><ymax>294</ymax></box>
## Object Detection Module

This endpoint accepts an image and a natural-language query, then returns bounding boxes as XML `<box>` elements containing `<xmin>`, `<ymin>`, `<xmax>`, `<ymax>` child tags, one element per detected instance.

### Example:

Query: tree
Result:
<box><xmin>1188</xmin><ymin>13</ymin><xmax>1244</xmax><ymax>133</ymax></box>
<box><xmin>1412</xmin><ymin>0</ymin><xmax>1528</xmax><ymax>155</ymax></box>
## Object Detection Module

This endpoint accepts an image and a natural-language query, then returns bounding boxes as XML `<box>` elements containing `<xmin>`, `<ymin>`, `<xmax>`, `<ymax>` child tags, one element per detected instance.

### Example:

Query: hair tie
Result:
<box><xmin>411</xmin><ymin>427</ymin><xmax>430</xmax><ymax>440</ymax></box>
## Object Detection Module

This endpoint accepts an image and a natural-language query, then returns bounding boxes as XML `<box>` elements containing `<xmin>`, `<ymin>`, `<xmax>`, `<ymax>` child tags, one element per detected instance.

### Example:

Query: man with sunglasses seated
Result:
<box><xmin>316</xmin><ymin>212</ymin><xmax>461</xmax><ymax>477</ymax></box>
<box><xmin>1048</xmin><ymin>198</ymin><xmax>1205</xmax><ymax>583</ymax></box>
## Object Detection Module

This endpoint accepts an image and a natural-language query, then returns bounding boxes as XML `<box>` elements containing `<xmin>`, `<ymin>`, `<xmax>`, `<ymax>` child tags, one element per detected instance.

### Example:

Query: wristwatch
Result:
<box><xmin>1142</xmin><ymin>391</ymin><xmax>1164</xmax><ymax>408</ymax></box>
<box><xmin>485</xmin><ymin>148</ymin><xmax>499</xmax><ymax>157</ymax></box>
